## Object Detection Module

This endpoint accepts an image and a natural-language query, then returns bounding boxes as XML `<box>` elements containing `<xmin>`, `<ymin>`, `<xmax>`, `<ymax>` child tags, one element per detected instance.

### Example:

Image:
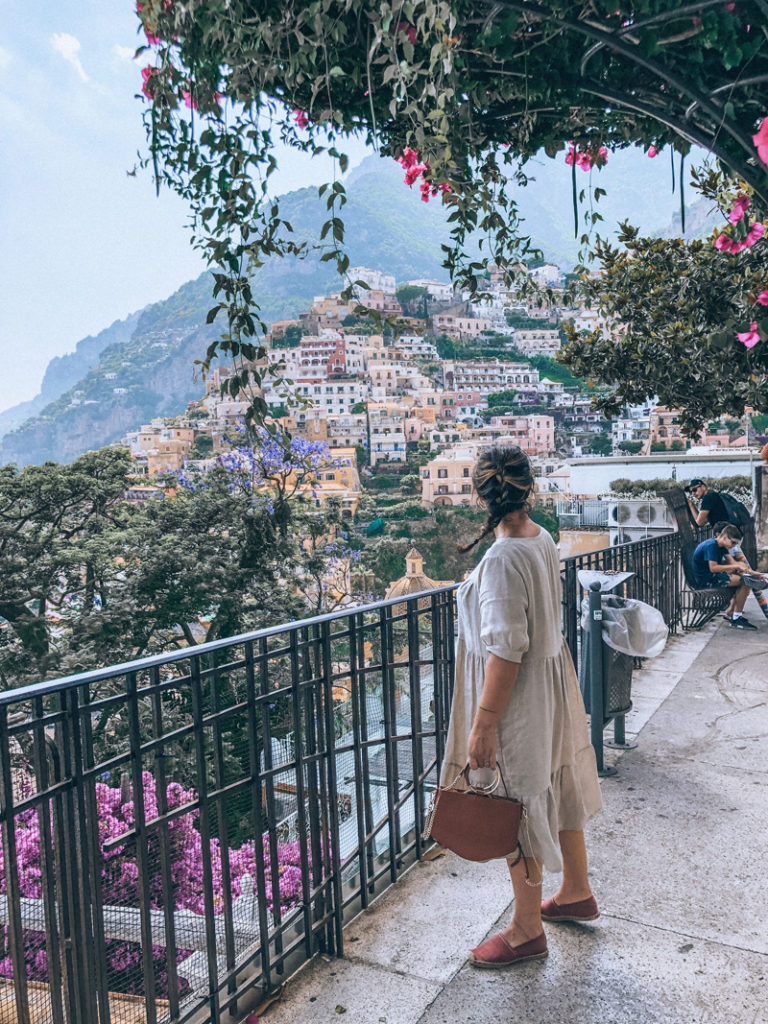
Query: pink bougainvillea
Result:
<box><xmin>729</xmin><ymin>194</ymin><xmax>750</xmax><ymax>224</ymax></box>
<box><xmin>396</xmin><ymin>148</ymin><xmax>449</xmax><ymax>203</ymax></box>
<box><xmin>647</xmin><ymin>145</ymin><xmax>658</xmax><ymax>158</ymax></box>
<box><xmin>737</xmin><ymin>322</ymin><xmax>761</xmax><ymax>349</ymax></box>
<box><xmin>0</xmin><ymin>772</ymin><xmax>318</xmax><ymax>999</ymax></box>
<box><xmin>565</xmin><ymin>142</ymin><xmax>607</xmax><ymax>171</ymax></box>
<box><xmin>140</xmin><ymin>65</ymin><xmax>162</xmax><ymax>99</ymax></box>
<box><xmin>754</xmin><ymin>290</ymin><xmax>768</xmax><ymax>305</ymax></box>
<box><xmin>396</xmin><ymin>21</ymin><xmax>418</xmax><ymax>44</ymax></box>
<box><xmin>294</xmin><ymin>110</ymin><xmax>309</xmax><ymax>129</ymax></box>
<box><xmin>753</xmin><ymin>117</ymin><xmax>768</xmax><ymax>166</ymax></box>
<box><xmin>714</xmin><ymin>221</ymin><xmax>764</xmax><ymax>254</ymax></box>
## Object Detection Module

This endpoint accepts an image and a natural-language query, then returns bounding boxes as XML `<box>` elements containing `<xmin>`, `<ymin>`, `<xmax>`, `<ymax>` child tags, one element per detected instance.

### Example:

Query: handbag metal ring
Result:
<box><xmin>464</xmin><ymin>763</ymin><xmax>501</xmax><ymax>795</ymax></box>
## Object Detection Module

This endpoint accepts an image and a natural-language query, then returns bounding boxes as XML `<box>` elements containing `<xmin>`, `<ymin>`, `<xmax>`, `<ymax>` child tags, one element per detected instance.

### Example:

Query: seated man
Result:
<box><xmin>686</xmin><ymin>478</ymin><xmax>729</xmax><ymax>527</ymax></box>
<box><xmin>691</xmin><ymin>523</ymin><xmax>757</xmax><ymax>630</ymax></box>
<box><xmin>710</xmin><ymin>520</ymin><xmax>768</xmax><ymax>619</ymax></box>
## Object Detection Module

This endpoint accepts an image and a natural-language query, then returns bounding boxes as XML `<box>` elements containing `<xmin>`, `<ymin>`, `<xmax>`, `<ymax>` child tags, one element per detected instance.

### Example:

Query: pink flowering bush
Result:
<box><xmin>0</xmin><ymin>772</ymin><xmax>314</xmax><ymax>998</ymax></box>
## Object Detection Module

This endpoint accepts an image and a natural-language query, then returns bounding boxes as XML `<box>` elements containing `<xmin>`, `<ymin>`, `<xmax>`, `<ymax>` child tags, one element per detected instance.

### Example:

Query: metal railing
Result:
<box><xmin>0</xmin><ymin>533</ymin><xmax>684</xmax><ymax>1024</ymax></box>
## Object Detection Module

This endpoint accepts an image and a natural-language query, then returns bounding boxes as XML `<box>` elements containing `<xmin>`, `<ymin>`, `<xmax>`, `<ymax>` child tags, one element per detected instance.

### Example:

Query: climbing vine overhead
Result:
<box><xmin>135</xmin><ymin>1</ymin><xmax>768</xmax><ymax>425</ymax></box>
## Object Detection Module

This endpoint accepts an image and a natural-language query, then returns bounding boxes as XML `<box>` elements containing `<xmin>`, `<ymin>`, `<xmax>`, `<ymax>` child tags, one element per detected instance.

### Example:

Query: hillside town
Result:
<box><xmin>117</xmin><ymin>264</ymin><xmax>758</xmax><ymax>546</ymax></box>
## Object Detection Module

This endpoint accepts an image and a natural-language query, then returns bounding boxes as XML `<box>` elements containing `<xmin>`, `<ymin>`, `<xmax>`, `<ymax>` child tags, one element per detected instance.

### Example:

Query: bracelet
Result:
<box><xmin>478</xmin><ymin>705</ymin><xmax>499</xmax><ymax>715</ymax></box>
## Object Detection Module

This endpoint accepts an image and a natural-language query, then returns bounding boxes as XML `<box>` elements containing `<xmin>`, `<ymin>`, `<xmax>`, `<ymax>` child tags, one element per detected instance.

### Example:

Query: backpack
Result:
<box><xmin>719</xmin><ymin>491</ymin><xmax>751</xmax><ymax>529</ymax></box>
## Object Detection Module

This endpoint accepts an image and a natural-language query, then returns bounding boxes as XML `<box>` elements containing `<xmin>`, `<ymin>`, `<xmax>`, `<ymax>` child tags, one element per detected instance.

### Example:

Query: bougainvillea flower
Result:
<box><xmin>404</xmin><ymin>162</ymin><xmax>428</xmax><ymax>185</ymax></box>
<box><xmin>729</xmin><ymin>194</ymin><xmax>750</xmax><ymax>224</ymax></box>
<box><xmin>746</xmin><ymin>222</ymin><xmax>765</xmax><ymax>246</ymax></box>
<box><xmin>565</xmin><ymin>142</ymin><xmax>606</xmax><ymax>171</ymax></box>
<box><xmin>398</xmin><ymin>147</ymin><xmax>421</xmax><ymax>170</ymax></box>
<box><xmin>737</xmin><ymin>322</ymin><xmax>761</xmax><ymax>348</ymax></box>
<box><xmin>294</xmin><ymin>110</ymin><xmax>309</xmax><ymax>129</ymax></box>
<box><xmin>140</xmin><ymin>65</ymin><xmax>161</xmax><ymax>99</ymax></box>
<box><xmin>648</xmin><ymin>145</ymin><xmax>657</xmax><ymax>158</ymax></box>
<box><xmin>753</xmin><ymin>118</ymin><xmax>768</xmax><ymax>165</ymax></box>
<box><xmin>755</xmin><ymin>290</ymin><xmax>768</xmax><ymax>305</ymax></box>
<box><xmin>182</xmin><ymin>90</ymin><xmax>198</xmax><ymax>110</ymax></box>
<box><xmin>714</xmin><ymin>233</ymin><xmax>734</xmax><ymax>252</ymax></box>
<box><xmin>397</xmin><ymin>21</ymin><xmax>418</xmax><ymax>44</ymax></box>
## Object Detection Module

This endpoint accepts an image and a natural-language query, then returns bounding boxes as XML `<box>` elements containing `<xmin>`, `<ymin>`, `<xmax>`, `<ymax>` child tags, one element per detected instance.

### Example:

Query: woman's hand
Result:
<box><xmin>468</xmin><ymin>719</ymin><xmax>497</xmax><ymax>771</ymax></box>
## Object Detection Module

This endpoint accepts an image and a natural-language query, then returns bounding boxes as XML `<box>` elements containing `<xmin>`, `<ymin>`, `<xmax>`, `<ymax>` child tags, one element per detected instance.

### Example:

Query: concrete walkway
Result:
<box><xmin>264</xmin><ymin>616</ymin><xmax>768</xmax><ymax>1024</ymax></box>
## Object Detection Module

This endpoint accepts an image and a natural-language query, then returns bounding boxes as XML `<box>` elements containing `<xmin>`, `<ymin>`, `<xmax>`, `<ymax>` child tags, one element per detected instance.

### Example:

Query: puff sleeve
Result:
<box><xmin>478</xmin><ymin>551</ymin><xmax>530</xmax><ymax>663</ymax></box>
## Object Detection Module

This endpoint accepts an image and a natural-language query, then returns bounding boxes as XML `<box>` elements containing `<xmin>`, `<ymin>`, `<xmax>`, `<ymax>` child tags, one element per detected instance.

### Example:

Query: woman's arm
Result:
<box><xmin>467</xmin><ymin>653</ymin><xmax>520</xmax><ymax>770</ymax></box>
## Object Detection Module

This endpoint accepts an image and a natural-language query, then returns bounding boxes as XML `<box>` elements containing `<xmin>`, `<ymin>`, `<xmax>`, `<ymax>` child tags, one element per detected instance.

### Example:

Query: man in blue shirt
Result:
<box><xmin>692</xmin><ymin>523</ymin><xmax>756</xmax><ymax>630</ymax></box>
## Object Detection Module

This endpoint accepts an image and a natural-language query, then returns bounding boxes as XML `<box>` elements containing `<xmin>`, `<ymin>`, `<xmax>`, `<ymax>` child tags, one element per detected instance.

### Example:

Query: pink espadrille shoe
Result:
<box><xmin>540</xmin><ymin>894</ymin><xmax>599</xmax><ymax>923</ymax></box>
<box><xmin>468</xmin><ymin>932</ymin><xmax>548</xmax><ymax>969</ymax></box>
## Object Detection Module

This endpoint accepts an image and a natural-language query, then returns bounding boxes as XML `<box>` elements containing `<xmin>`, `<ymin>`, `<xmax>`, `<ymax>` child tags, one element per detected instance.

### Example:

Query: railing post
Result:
<box><xmin>587</xmin><ymin>583</ymin><xmax>605</xmax><ymax>773</ymax></box>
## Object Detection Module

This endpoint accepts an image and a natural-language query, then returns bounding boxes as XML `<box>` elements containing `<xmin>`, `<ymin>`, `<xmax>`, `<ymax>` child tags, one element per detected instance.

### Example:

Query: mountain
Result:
<box><xmin>0</xmin><ymin>314</ymin><xmax>140</xmax><ymax>439</ymax></box>
<box><xmin>2</xmin><ymin>148</ymin><xmax>710</xmax><ymax>466</ymax></box>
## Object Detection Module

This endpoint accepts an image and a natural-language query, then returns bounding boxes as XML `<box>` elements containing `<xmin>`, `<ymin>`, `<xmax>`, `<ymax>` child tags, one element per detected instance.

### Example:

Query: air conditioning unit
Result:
<box><xmin>609</xmin><ymin>499</ymin><xmax>675</xmax><ymax>545</ymax></box>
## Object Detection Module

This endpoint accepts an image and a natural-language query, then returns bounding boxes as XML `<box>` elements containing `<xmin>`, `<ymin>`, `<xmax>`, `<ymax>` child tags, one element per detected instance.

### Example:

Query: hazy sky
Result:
<box><xmin>0</xmin><ymin>3</ymin><xmax>370</xmax><ymax>415</ymax></box>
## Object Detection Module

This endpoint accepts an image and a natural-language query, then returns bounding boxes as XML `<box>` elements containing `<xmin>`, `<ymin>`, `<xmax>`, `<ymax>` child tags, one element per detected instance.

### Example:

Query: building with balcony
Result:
<box><xmin>443</xmin><ymin>359</ymin><xmax>540</xmax><ymax>392</ymax></box>
<box><xmin>368</xmin><ymin>403</ymin><xmax>407</xmax><ymax>466</ymax></box>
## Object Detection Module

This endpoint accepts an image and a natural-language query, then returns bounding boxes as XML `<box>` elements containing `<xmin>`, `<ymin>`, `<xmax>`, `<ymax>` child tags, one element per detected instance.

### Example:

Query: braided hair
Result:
<box><xmin>458</xmin><ymin>445</ymin><xmax>535</xmax><ymax>553</ymax></box>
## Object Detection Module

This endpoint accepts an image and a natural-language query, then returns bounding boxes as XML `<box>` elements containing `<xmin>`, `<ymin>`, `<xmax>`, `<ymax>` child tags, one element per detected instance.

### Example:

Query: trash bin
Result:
<box><xmin>579</xmin><ymin>595</ymin><xmax>667</xmax><ymax>725</ymax></box>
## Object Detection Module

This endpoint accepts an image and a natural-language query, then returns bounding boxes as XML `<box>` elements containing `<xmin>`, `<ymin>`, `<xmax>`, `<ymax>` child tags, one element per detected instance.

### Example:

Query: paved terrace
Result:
<box><xmin>262</xmin><ymin>614</ymin><xmax>768</xmax><ymax>1024</ymax></box>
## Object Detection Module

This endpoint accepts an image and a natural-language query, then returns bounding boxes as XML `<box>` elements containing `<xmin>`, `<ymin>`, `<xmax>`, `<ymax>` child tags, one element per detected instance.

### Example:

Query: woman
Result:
<box><xmin>441</xmin><ymin>444</ymin><xmax>602</xmax><ymax>968</ymax></box>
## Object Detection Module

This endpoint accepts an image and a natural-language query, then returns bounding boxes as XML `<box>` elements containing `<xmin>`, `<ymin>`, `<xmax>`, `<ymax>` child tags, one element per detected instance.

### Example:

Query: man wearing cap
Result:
<box><xmin>686</xmin><ymin>479</ymin><xmax>729</xmax><ymax>527</ymax></box>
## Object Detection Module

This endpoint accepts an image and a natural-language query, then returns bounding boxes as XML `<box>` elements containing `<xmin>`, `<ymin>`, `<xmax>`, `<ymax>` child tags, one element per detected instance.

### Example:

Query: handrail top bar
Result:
<box><xmin>0</xmin><ymin>583</ymin><xmax>460</xmax><ymax>706</ymax></box>
<box><xmin>0</xmin><ymin>531</ymin><xmax>675</xmax><ymax>706</ymax></box>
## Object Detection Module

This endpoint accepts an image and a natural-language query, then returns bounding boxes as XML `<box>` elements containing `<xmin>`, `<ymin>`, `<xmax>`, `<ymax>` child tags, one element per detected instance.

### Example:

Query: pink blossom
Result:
<box><xmin>737</xmin><ymin>322</ymin><xmax>761</xmax><ymax>348</ymax></box>
<box><xmin>144</xmin><ymin>28</ymin><xmax>162</xmax><ymax>44</ymax></box>
<box><xmin>729</xmin><ymin>194</ymin><xmax>750</xmax><ymax>224</ymax></box>
<box><xmin>403</xmin><ymin>162</ymin><xmax>427</xmax><ymax>185</ymax></box>
<box><xmin>754</xmin><ymin>290</ymin><xmax>768</xmax><ymax>305</ymax></box>
<box><xmin>140</xmin><ymin>65</ymin><xmax>161</xmax><ymax>99</ymax></box>
<box><xmin>753</xmin><ymin>117</ymin><xmax>768</xmax><ymax>166</ymax></box>
<box><xmin>746</xmin><ymin>222</ymin><xmax>765</xmax><ymax>246</ymax></box>
<box><xmin>397</xmin><ymin>21</ymin><xmax>418</xmax><ymax>44</ymax></box>
<box><xmin>398</xmin><ymin>147</ymin><xmax>421</xmax><ymax>170</ymax></box>
<box><xmin>294</xmin><ymin>110</ymin><xmax>309</xmax><ymax>129</ymax></box>
<box><xmin>182</xmin><ymin>89</ymin><xmax>198</xmax><ymax>110</ymax></box>
<box><xmin>648</xmin><ymin>145</ymin><xmax>658</xmax><ymax>158</ymax></box>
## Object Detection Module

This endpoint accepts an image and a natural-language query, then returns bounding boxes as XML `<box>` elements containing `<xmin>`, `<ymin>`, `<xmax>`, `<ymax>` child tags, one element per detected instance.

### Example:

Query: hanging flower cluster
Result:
<box><xmin>753</xmin><ymin>117</ymin><xmax>768</xmax><ymax>166</ymax></box>
<box><xmin>294</xmin><ymin>110</ymin><xmax>310</xmax><ymax>130</ymax></box>
<box><xmin>136</xmin><ymin>0</ymin><xmax>173</xmax><ymax>46</ymax></box>
<box><xmin>714</xmin><ymin>194</ymin><xmax>765</xmax><ymax>254</ymax></box>
<box><xmin>396</xmin><ymin>148</ymin><xmax>450</xmax><ymax>202</ymax></box>
<box><xmin>564</xmin><ymin>142</ymin><xmax>608</xmax><ymax>171</ymax></box>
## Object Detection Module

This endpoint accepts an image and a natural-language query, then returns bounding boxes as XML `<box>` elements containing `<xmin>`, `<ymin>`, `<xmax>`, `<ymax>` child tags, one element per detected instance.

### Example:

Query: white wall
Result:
<box><xmin>569</xmin><ymin>453</ymin><xmax>755</xmax><ymax>495</ymax></box>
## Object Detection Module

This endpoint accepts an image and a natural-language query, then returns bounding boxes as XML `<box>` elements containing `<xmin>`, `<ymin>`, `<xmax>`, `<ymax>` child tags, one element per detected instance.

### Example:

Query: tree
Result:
<box><xmin>617</xmin><ymin>441</ymin><xmax>643</xmax><ymax>455</ymax></box>
<box><xmin>434</xmin><ymin>334</ymin><xmax>456</xmax><ymax>360</ymax></box>
<box><xmin>133</xmin><ymin>1</ymin><xmax>768</xmax><ymax>428</ymax></box>
<box><xmin>587</xmin><ymin>434</ymin><xmax>612</xmax><ymax>456</ymax></box>
<box><xmin>0</xmin><ymin>449</ymin><xmax>134</xmax><ymax>686</ymax></box>
<box><xmin>0</xmin><ymin>435</ymin><xmax>359</xmax><ymax>689</ymax></box>
<box><xmin>396</xmin><ymin>285</ymin><xmax>429</xmax><ymax>318</ymax></box>
<box><xmin>561</xmin><ymin>204</ymin><xmax>768</xmax><ymax>434</ymax></box>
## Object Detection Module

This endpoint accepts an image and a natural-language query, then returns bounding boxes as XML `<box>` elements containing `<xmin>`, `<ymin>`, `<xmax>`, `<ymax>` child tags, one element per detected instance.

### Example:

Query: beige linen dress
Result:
<box><xmin>441</xmin><ymin>528</ymin><xmax>602</xmax><ymax>872</ymax></box>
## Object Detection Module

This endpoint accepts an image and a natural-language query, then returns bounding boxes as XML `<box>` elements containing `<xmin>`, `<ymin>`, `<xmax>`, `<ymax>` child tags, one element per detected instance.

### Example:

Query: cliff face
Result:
<box><xmin>1</xmin><ymin>323</ymin><xmax>215</xmax><ymax>466</ymax></box>
<box><xmin>0</xmin><ymin>314</ymin><xmax>141</xmax><ymax>442</ymax></box>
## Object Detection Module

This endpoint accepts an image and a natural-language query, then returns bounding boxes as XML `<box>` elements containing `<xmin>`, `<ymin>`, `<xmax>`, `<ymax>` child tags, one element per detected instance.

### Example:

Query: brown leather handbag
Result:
<box><xmin>422</xmin><ymin>764</ymin><xmax>525</xmax><ymax>862</ymax></box>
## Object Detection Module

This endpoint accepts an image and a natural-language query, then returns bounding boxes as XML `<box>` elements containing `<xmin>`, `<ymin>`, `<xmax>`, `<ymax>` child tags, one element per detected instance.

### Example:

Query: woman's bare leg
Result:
<box><xmin>501</xmin><ymin>854</ymin><xmax>544</xmax><ymax>946</ymax></box>
<box><xmin>552</xmin><ymin>829</ymin><xmax>593</xmax><ymax>904</ymax></box>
